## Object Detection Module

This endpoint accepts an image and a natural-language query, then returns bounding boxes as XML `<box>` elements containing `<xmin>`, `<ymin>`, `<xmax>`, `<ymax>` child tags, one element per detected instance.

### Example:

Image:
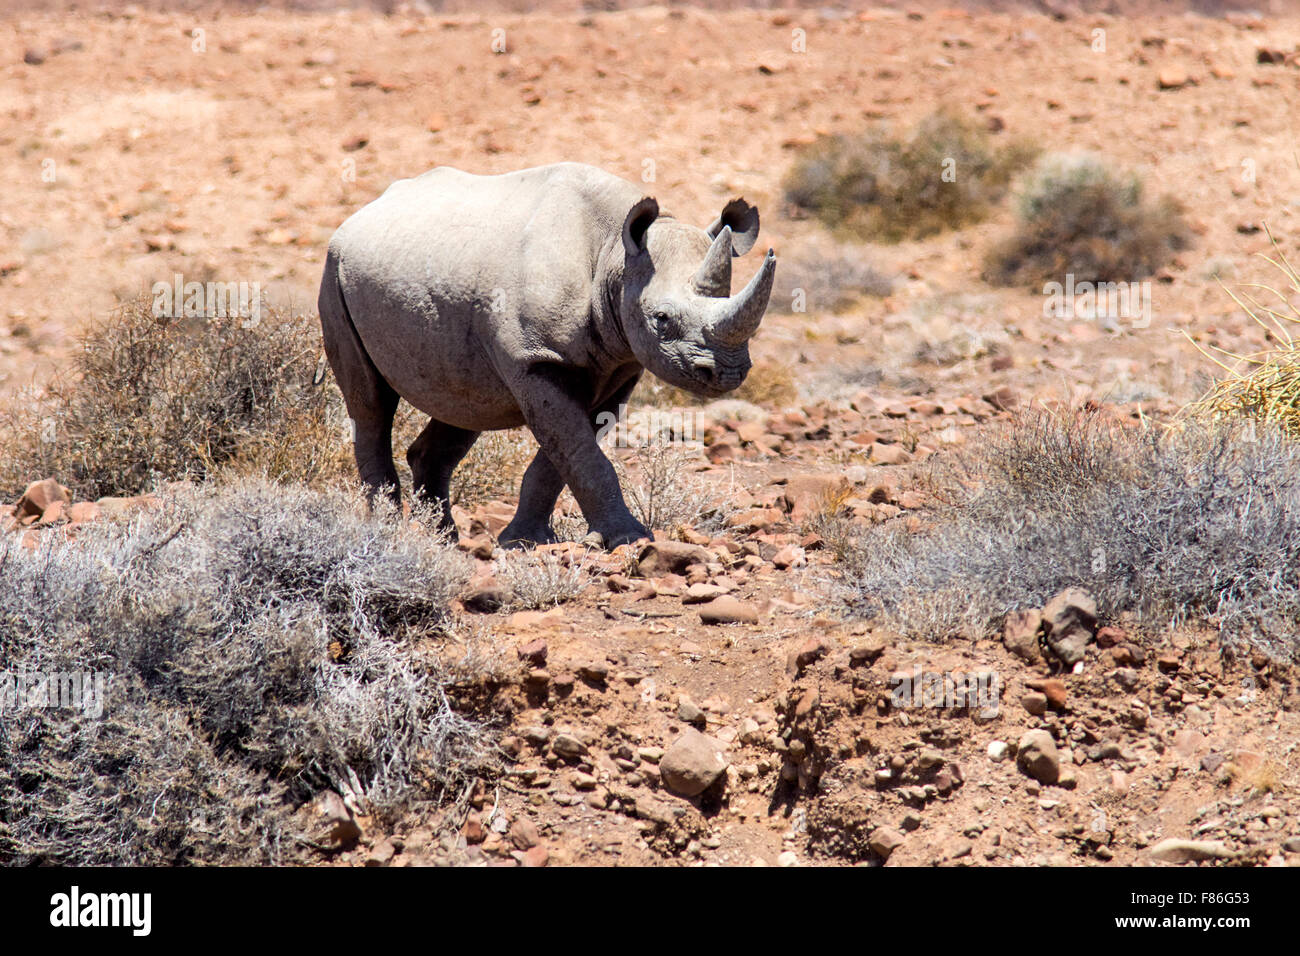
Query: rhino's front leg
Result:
<box><xmin>514</xmin><ymin>365</ymin><xmax>650</xmax><ymax>550</ymax></box>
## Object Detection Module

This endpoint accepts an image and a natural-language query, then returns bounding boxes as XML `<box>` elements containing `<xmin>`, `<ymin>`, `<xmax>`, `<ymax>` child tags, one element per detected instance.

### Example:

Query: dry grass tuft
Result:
<box><xmin>496</xmin><ymin>549</ymin><xmax>589</xmax><ymax>609</ymax></box>
<box><xmin>1187</xmin><ymin>229</ymin><xmax>1300</xmax><ymax>439</ymax></box>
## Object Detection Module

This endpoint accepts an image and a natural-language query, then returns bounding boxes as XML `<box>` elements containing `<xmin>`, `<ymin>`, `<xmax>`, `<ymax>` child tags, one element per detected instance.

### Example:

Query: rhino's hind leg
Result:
<box><xmin>499</xmin><ymin>451</ymin><xmax>564</xmax><ymax>549</ymax></box>
<box><xmin>318</xmin><ymin>257</ymin><xmax>401</xmax><ymax>505</ymax></box>
<box><xmin>407</xmin><ymin>418</ymin><xmax>479</xmax><ymax>538</ymax></box>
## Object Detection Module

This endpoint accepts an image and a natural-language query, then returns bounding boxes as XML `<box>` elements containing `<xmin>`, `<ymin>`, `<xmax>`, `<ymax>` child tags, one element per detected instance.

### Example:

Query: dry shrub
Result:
<box><xmin>496</xmin><ymin>549</ymin><xmax>589</xmax><ymax>609</ymax></box>
<box><xmin>612</xmin><ymin>438</ymin><xmax>735</xmax><ymax>535</ymax></box>
<box><xmin>0</xmin><ymin>479</ymin><xmax>489</xmax><ymax>865</ymax></box>
<box><xmin>782</xmin><ymin>109</ymin><xmax>1038</xmax><ymax>243</ymax></box>
<box><xmin>0</xmin><ymin>294</ymin><xmax>350</xmax><ymax>500</ymax></box>
<box><xmin>842</xmin><ymin>409</ymin><xmax>1300</xmax><ymax>661</ymax></box>
<box><xmin>801</xmin><ymin>483</ymin><xmax>860</xmax><ymax>561</ymax></box>
<box><xmin>983</xmin><ymin>153</ymin><xmax>1191</xmax><ymax>288</ymax></box>
<box><xmin>1188</xmin><ymin>230</ymin><xmax>1300</xmax><ymax>439</ymax></box>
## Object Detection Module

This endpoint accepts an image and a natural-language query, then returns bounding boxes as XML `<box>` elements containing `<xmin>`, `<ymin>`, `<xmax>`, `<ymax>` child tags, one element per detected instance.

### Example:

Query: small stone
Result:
<box><xmin>516</xmin><ymin>638</ymin><xmax>548</xmax><ymax>667</ymax></box>
<box><xmin>636</xmin><ymin>540</ymin><xmax>712</xmax><ymax>577</ymax></box>
<box><xmin>1157</xmin><ymin>67</ymin><xmax>1191</xmax><ymax>90</ymax></box>
<box><xmin>365</xmin><ymin>837</ymin><xmax>396</xmax><ymax>866</ymax></box>
<box><xmin>520</xmin><ymin>844</ymin><xmax>549</xmax><ymax>867</ymax></box>
<box><xmin>869</xmin><ymin>826</ymin><xmax>905</xmax><ymax>860</ymax></box>
<box><xmin>15</xmin><ymin>478</ymin><xmax>71</xmax><ymax>520</ymax></box>
<box><xmin>1002</xmin><ymin>608</ymin><xmax>1043</xmax><ymax>663</ymax></box>
<box><xmin>551</xmin><ymin>733</ymin><xmax>587</xmax><ymax>758</ymax></box>
<box><xmin>849</xmin><ymin>635</ymin><xmax>888</xmax><ymax>665</ymax></box>
<box><xmin>681</xmin><ymin>582</ymin><xmax>725</xmax><ymax>604</ymax></box>
<box><xmin>1042</xmin><ymin>588</ymin><xmax>1097</xmax><ymax>666</ymax></box>
<box><xmin>317</xmin><ymin>790</ymin><xmax>361</xmax><ymax>847</ymax></box>
<box><xmin>659</xmin><ymin>729</ymin><xmax>729</xmax><ymax>797</ymax></box>
<box><xmin>1021</xmin><ymin>692</ymin><xmax>1048</xmax><ymax>716</ymax></box>
<box><xmin>510</xmin><ymin>818</ymin><xmax>541</xmax><ymax>850</ymax></box>
<box><xmin>868</xmin><ymin>442</ymin><xmax>910</xmax><ymax>466</ymax></box>
<box><xmin>1017</xmin><ymin>730</ymin><xmax>1060</xmax><ymax>784</ymax></box>
<box><xmin>677</xmin><ymin>697</ymin><xmax>707</xmax><ymax>727</ymax></box>
<box><xmin>777</xmin><ymin>850</ymin><xmax>799</xmax><ymax>867</ymax></box>
<box><xmin>916</xmin><ymin>749</ymin><xmax>944</xmax><ymax>773</ymax></box>
<box><xmin>987</xmin><ymin>740</ymin><xmax>1009</xmax><ymax>762</ymax></box>
<box><xmin>577</xmin><ymin>662</ymin><xmax>609</xmax><ymax>684</ymax></box>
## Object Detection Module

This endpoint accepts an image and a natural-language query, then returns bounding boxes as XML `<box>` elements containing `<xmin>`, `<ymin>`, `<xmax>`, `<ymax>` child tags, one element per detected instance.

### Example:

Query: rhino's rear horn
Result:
<box><xmin>706</xmin><ymin>249</ymin><xmax>776</xmax><ymax>346</ymax></box>
<box><xmin>692</xmin><ymin>227</ymin><xmax>733</xmax><ymax>298</ymax></box>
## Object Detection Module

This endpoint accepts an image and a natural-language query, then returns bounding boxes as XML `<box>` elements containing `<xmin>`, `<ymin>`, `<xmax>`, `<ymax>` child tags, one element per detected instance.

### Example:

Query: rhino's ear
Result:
<box><xmin>706</xmin><ymin>198</ymin><xmax>760</xmax><ymax>256</ymax></box>
<box><xmin>622</xmin><ymin>197</ymin><xmax>659</xmax><ymax>258</ymax></box>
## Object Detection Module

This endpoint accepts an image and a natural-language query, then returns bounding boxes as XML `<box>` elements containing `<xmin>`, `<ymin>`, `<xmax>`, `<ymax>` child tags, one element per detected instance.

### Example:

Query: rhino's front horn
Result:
<box><xmin>692</xmin><ymin>226</ymin><xmax>733</xmax><ymax>298</ymax></box>
<box><xmin>706</xmin><ymin>249</ymin><xmax>776</xmax><ymax>346</ymax></box>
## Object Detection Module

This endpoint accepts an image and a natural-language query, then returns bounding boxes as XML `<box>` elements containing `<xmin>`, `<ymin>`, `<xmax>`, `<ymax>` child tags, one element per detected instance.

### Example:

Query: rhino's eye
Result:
<box><xmin>652</xmin><ymin>311</ymin><xmax>679</xmax><ymax>338</ymax></box>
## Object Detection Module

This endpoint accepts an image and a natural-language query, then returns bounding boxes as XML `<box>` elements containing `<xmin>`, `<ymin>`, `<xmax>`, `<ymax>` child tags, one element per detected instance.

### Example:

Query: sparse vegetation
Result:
<box><xmin>983</xmin><ymin>152</ymin><xmax>1191</xmax><ymax>288</ymax></box>
<box><xmin>782</xmin><ymin>109</ymin><xmax>1038</xmax><ymax>243</ymax></box>
<box><xmin>447</xmin><ymin>428</ymin><xmax>535</xmax><ymax>508</ymax></box>
<box><xmin>497</xmin><ymin>549</ymin><xmax>589</xmax><ymax>609</ymax></box>
<box><xmin>842</xmin><ymin>410</ymin><xmax>1300</xmax><ymax>661</ymax></box>
<box><xmin>0</xmin><ymin>295</ymin><xmax>351</xmax><ymax>500</ymax></box>
<box><xmin>1188</xmin><ymin>230</ymin><xmax>1300</xmax><ymax>439</ymax></box>
<box><xmin>613</xmin><ymin>439</ymin><xmax>730</xmax><ymax>534</ymax></box>
<box><xmin>0</xmin><ymin>480</ymin><xmax>487</xmax><ymax>865</ymax></box>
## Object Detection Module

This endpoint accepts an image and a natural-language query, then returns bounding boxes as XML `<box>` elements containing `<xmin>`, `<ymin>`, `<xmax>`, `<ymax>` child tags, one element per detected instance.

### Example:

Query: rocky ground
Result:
<box><xmin>4</xmin><ymin>4</ymin><xmax>1300</xmax><ymax>866</ymax></box>
<box><xmin>11</xmin><ymin>382</ymin><xmax>1299</xmax><ymax>869</ymax></box>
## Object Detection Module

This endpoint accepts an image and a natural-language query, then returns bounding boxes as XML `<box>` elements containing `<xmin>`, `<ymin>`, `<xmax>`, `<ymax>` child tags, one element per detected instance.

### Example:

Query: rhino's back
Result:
<box><xmin>332</xmin><ymin>163</ymin><xmax>639</xmax><ymax>307</ymax></box>
<box><xmin>328</xmin><ymin>163</ymin><xmax>642</xmax><ymax>428</ymax></box>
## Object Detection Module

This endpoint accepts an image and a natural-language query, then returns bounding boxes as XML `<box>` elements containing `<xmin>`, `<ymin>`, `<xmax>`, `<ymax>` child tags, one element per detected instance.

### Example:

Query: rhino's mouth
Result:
<box><xmin>671</xmin><ymin>345</ymin><xmax>750</xmax><ymax>398</ymax></box>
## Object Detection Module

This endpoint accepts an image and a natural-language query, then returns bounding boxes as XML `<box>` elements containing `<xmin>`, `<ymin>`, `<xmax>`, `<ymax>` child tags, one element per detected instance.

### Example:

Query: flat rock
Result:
<box><xmin>1149</xmin><ymin>838</ymin><xmax>1234</xmax><ymax>863</ymax></box>
<box><xmin>869</xmin><ymin>826</ymin><xmax>905</xmax><ymax>860</ymax></box>
<box><xmin>697</xmin><ymin>596</ymin><xmax>758</xmax><ymax>625</ymax></box>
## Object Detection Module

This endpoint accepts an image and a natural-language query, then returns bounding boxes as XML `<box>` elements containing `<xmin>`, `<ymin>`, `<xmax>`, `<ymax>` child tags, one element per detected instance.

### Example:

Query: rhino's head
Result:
<box><xmin>618</xmin><ymin>196</ymin><xmax>776</xmax><ymax>399</ymax></box>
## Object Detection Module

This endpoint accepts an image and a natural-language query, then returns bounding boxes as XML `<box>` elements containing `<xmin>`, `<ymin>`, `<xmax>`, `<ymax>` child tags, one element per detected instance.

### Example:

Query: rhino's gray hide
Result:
<box><xmin>319</xmin><ymin>162</ymin><xmax>775</xmax><ymax>548</ymax></box>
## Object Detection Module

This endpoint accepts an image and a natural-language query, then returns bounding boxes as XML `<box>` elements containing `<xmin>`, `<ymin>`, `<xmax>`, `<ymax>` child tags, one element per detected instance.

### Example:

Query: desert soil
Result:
<box><xmin>3</xmin><ymin>4</ymin><xmax>1300</xmax><ymax>866</ymax></box>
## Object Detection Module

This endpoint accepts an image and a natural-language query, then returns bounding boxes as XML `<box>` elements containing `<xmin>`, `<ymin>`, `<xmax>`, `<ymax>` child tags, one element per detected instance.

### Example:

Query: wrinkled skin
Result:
<box><xmin>319</xmin><ymin>162</ymin><xmax>776</xmax><ymax>549</ymax></box>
